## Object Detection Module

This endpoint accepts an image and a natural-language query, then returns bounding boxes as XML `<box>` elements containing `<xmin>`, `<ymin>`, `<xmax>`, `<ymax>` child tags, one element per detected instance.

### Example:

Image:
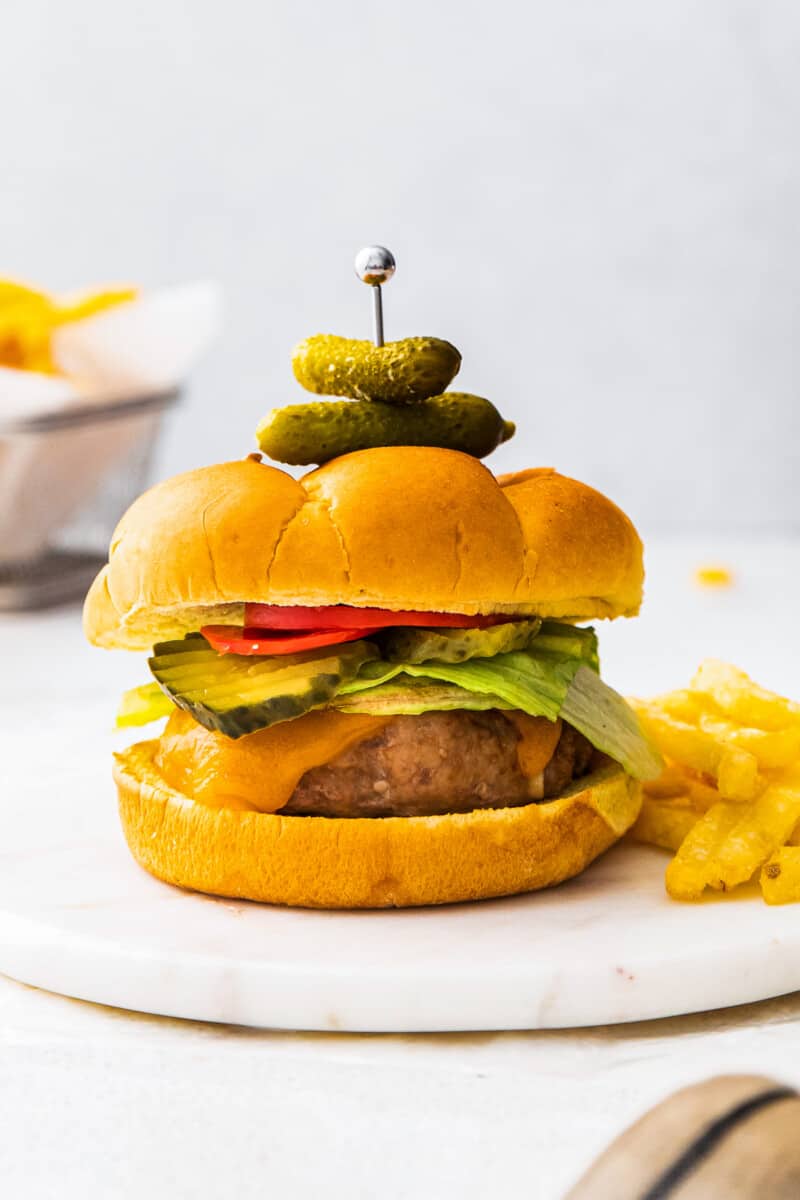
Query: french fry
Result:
<box><xmin>760</xmin><ymin>848</ymin><xmax>800</xmax><ymax>905</ymax></box>
<box><xmin>716</xmin><ymin>749</ymin><xmax>761</xmax><ymax>802</ymax></box>
<box><xmin>690</xmin><ymin>660</ymin><xmax>800</xmax><ymax>732</ymax></box>
<box><xmin>0</xmin><ymin>280</ymin><xmax>50</xmax><ymax>306</ymax></box>
<box><xmin>644</xmin><ymin>762</ymin><xmax>721</xmax><ymax>813</ymax></box>
<box><xmin>705</xmin><ymin>777</ymin><xmax>800</xmax><ymax>893</ymax></box>
<box><xmin>55</xmin><ymin>287</ymin><xmax>136</xmax><ymax>327</ymax></box>
<box><xmin>643</xmin><ymin>764</ymin><xmax>692</xmax><ymax>799</ymax></box>
<box><xmin>632</xmin><ymin>702</ymin><xmax>761</xmax><ymax>801</ymax></box>
<box><xmin>0</xmin><ymin>278</ymin><xmax>136</xmax><ymax>372</ymax></box>
<box><xmin>648</xmin><ymin>690</ymin><xmax>704</xmax><ymax>724</ymax></box>
<box><xmin>666</xmin><ymin>777</ymin><xmax>800</xmax><ymax>900</ymax></box>
<box><xmin>630</xmin><ymin>703</ymin><xmax>718</xmax><ymax>775</ymax></box>
<box><xmin>630</xmin><ymin>798</ymin><xmax>698</xmax><ymax>853</ymax></box>
<box><xmin>634</xmin><ymin>661</ymin><xmax>800</xmax><ymax>904</ymax></box>
<box><xmin>685</xmin><ymin>776</ymin><xmax>721</xmax><ymax>813</ymax></box>
<box><xmin>697</xmin><ymin>713</ymin><xmax>800</xmax><ymax>770</ymax></box>
<box><xmin>665</xmin><ymin>803</ymin><xmax>741</xmax><ymax>900</ymax></box>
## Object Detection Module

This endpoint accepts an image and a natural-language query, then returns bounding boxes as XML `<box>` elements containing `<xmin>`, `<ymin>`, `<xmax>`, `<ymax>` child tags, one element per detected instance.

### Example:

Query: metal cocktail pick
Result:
<box><xmin>354</xmin><ymin>245</ymin><xmax>396</xmax><ymax>347</ymax></box>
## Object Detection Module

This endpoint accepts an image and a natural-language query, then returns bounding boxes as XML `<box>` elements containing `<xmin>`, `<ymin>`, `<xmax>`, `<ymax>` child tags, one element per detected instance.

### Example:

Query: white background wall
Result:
<box><xmin>4</xmin><ymin>0</ymin><xmax>799</xmax><ymax>533</ymax></box>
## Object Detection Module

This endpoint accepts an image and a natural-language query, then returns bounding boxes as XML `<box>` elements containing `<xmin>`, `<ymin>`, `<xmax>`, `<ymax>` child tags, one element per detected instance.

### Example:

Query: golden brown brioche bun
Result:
<box><xmin>114</xmin><ymin>741</ymin><xmax>641</xmax><ymax>909</ymax></box>
<box><xmin>84</xmin><ymin>448</ymin><xmax>643</xmax><ymax>650</ymax></box>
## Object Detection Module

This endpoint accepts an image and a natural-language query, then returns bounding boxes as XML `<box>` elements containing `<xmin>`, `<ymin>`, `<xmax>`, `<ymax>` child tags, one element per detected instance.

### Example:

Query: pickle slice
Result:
<box><xmin>257</xmin><ymin>393</ymin><xmax>515</xmax><ymax>466</ymax></box>
<box><xmin>292</xmin><ymin>334</ymin><xmax>461</xmax><ymax>402</ymax></box>
<box><xmin>148</xmin><ymin>635</ymin><xmax>377</xmax><ymax>738</ymax></box>
<box><xmin>381</xmin><ymin>619</ymin><xmax>542</xmax><ymax>665</ymax></box>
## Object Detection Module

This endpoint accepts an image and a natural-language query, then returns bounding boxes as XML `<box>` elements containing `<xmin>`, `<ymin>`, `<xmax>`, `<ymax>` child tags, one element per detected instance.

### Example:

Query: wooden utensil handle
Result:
<box><xmin>565</xmin><ymin>1074</ymin><xmax>800</xmax><ymax>1199</ymax></box>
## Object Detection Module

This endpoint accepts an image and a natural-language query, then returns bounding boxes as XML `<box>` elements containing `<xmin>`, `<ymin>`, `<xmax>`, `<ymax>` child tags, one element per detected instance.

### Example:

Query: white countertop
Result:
<box><xmin>3</xmin><ymin>538</ymin><xmax>800</xmax><ymax>1199</ymax></box>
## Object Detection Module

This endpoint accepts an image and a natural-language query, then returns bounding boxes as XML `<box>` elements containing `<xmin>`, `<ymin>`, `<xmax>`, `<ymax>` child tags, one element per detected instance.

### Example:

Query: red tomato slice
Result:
<box><xmin>243</xmin><ymin>604</ymin><xmax>512</xmax><ymax>632</ymax></box>
<box><xmin>200</xmin><ymin>625</ymin><xmax>372</xmax><ymax>656</ymax></box>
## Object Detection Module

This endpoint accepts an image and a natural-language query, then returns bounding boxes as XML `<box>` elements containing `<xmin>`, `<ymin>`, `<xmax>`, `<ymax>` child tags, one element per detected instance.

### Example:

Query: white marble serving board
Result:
<box><xmin>1</xmin><ymin>747</ymin><xmax>799</xmax><ymax>1032</ymax></box>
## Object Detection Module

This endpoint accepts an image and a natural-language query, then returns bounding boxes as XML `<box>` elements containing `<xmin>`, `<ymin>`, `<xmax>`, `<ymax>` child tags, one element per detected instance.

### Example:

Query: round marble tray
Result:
<box><xmin>3</xmin><ymin>759</ymin><xmax>800</xmax><ymax>1033</ymax></box>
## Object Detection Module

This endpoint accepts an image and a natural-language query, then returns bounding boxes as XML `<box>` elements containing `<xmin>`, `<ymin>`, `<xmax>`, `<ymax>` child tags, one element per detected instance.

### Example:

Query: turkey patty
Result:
<box><xmin>281</xmin><ymin>710</ymin><xmax>594</xmax><ymax>818</ymax></box>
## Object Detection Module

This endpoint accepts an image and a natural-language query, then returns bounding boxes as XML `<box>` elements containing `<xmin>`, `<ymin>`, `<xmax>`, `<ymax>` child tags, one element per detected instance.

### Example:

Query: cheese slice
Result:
<box><xmin>156</xmin><ymin>709</ymin><xmax>391</xmax><ymax>813</ymax></box>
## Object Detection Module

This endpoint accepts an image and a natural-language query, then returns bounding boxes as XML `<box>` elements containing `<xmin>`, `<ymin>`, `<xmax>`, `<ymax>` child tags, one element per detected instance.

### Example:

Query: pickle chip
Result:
<box><xmin>382</xmin><ymin>619</ymin><xmax>542</xmax><ymax>665</ymax></box>
<box><xmin>257</xmin><ymin>393</ymin><xmax>516</xmax><ymax>466</ymax></box>
<box><xmin>149</xmin><ymin>634</ymin><xmax>376</xmax><ymax>738</ymax></box>
<box><xmin>292</xmin><ymin>334</ymin><xmax>461</xmax><ymax>402</ymax></box>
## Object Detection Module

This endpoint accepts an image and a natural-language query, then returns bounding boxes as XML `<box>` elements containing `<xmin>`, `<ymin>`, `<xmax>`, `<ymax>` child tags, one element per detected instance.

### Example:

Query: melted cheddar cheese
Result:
<box><xmin>156</xmin><ymin>709</ymin><xmax>392</xmax><ymax>813</ymax></box>
<box><xmin>506</xmin><ymin>713</ymin><xmax>562</xmax><ymax>782</ymax></box>
<box><xmin>155</xmin><ymin>708</ymin><xmax>562</xmax><ymax>814</ymax></box>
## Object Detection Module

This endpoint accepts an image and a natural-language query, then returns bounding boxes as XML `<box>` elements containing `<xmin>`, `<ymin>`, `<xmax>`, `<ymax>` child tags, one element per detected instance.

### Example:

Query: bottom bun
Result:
<box><xmin>113</xmin><ymin>741</ymin><xmax>642</xmax><ymax>909</ymax></box>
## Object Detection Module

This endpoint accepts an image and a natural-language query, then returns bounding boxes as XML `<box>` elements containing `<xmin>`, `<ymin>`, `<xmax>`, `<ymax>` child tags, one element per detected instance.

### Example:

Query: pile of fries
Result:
<box><xmin>629</xmin><ymin>660</ymin><xmax>800</xmax><ymax>904</ymax></box>
<box><xmin>0</xmin><ymin>278</ymin><xmax>136</xmax><ymax>374</ymax></box>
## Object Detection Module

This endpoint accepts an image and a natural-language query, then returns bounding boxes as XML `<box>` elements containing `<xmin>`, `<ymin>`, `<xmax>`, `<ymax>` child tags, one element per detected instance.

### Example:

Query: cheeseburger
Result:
<box><xmin>83</xmin><ymin>446</ymin><xmax>661</xmax><ymax>908</ymax></box>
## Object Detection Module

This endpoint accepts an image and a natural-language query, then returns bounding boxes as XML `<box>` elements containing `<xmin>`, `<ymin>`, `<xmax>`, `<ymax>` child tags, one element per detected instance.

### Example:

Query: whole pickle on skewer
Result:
<box><xmin>292</xmin><ymin>334</ymin><xmax>461</xmax><ymax>403</ymax></box>
<box><xmin>257</xmin><ymin>393</ymin><xmax>515</xmax><ymax>466</ymax></box>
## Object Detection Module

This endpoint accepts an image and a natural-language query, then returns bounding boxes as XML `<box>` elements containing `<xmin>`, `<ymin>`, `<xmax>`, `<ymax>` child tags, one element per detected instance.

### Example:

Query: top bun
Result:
<box><xmin>84</xmin><ymin>448</ymin><xmax>644</xmax><ymax>650</ymax></box>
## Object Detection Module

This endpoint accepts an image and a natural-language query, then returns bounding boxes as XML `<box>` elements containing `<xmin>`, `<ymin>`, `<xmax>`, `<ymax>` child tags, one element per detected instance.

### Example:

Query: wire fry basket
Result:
<box><xmin>0</xmin><ymin>389</ymin><xmax>178</xmax><ymax>609</ymax></box>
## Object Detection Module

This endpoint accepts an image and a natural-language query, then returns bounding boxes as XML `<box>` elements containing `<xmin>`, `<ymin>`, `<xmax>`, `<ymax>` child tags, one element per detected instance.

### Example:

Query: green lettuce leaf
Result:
<box><xmin>338</xmin><ymin>652</ymin><xmax>575</xmax><ymax>720</ymax></box>
<box><xmin>336</xmin><ymin>623</ymin><xmax>661</xmax><ymax>780</ymax></box>
<box><xmin>333</xmin><ymin>675</ymin><xmax>510</xmax><ymax>716</ymax></box>
<box><xmin>560</xmin><ymin>666</ymin><xmax>663</xmax><ymax>780</ymax></box>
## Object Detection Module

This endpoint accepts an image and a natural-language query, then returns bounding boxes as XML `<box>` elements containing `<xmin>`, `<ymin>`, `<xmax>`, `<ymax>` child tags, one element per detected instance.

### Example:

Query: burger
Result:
<box><xmin>83</xmin><ymin>445</ymin><xmax>661</xmax><ymax>908</ymax></box>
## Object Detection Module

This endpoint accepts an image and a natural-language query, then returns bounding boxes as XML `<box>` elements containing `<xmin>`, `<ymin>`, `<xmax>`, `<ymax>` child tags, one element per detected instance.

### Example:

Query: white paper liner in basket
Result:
<box><xmin>0</xmin><ymin>282</ymin><xmax>221</xmax><ymax>563</ymax></box>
